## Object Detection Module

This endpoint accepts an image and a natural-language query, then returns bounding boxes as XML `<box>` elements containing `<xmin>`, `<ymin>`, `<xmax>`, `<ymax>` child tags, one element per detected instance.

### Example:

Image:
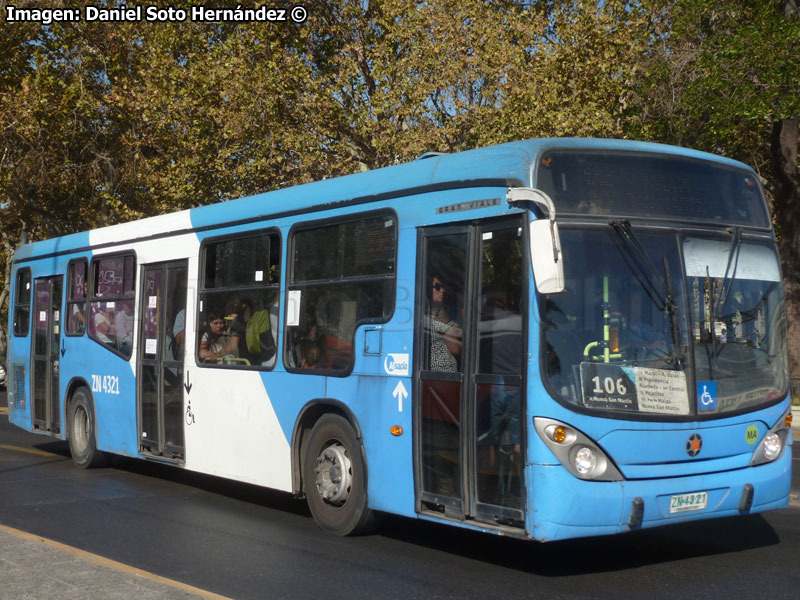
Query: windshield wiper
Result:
<box><xmin>711</xmin><ymin>226</ymin><xmax>742</xmax><ymax>319</ymax></box>
<box><xmin>610</xmin><ymin>219</ymin><xmax>683</xmax><ymax>367</ymax></box>
<box><xmin>609</xmin><ymin>220</ymin><xmax>677</xmax><ymax>314</ymax></box>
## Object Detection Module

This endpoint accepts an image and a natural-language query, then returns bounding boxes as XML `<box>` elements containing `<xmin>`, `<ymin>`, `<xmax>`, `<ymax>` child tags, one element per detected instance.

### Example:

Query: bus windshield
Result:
<box><xmin>685</xmin><ymin>238</ymin><xmax>788</xmax><ymax>413</ymax></box>
<box><xmin>542</xmin><ymin>228</ymin><xmax>788</xmax><ymax>417</ymax></box>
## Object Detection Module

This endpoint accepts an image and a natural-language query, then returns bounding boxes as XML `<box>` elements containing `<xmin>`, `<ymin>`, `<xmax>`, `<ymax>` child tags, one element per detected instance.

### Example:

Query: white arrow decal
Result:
<box><xmin>392</xmin><ymin>380</ymin><xmax>408</xmax><ymax>412</ymax></box>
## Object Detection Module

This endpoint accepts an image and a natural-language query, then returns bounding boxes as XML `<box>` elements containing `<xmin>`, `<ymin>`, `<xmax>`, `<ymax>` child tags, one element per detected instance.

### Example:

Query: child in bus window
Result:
<box><xmin>300</xmin><ymin>339</ymin><xmax>321</xmax><ymax>369</ymax></box>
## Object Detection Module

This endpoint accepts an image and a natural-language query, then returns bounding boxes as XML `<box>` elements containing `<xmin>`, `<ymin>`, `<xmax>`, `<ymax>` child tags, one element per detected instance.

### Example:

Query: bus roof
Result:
<box><xmin>13</xmin><ymin>138</ymin><xmax>754</xmax><ymax>262</ymax></box>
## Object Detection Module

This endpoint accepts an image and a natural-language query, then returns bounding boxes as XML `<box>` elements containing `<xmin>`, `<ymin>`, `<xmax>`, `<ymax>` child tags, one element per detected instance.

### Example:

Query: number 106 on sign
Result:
<box><xmin>591</xmin><ymin>376</ymin><xmax>627</xmax><ymax>395</ymax></box>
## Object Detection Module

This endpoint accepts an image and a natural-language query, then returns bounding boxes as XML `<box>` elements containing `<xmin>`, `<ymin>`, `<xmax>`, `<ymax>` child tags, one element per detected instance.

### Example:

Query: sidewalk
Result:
<box><xmin>1</xmin><ymin>391</ymin><xmax>226</xmax><ymax>599</ymax></box>
<box><xmin>0</xmin><ymin>524</ymin><xmax>225</xmax><ymax>600</ymax></box>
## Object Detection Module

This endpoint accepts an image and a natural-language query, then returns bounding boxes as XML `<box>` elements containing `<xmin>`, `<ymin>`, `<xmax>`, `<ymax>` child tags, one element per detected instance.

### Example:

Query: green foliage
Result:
<box><xmin>630</xmin><ymin>0</ymin><xmax>800</xmax><ymax>171</ymax></box>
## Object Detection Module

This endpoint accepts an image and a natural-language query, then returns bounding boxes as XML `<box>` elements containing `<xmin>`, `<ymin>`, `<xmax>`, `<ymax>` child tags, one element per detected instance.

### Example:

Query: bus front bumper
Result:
<box><xmin>528</xmin><ymin>447</ymin><xmax>791</xmax><ymax>542</ymax></box>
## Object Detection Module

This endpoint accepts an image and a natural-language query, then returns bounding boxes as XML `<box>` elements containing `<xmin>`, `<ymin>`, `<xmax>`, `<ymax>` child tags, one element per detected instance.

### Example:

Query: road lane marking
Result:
<box><xmin>0</xmin><ymin>523</ymin><xmax>233</xmax><ymax>600</ymax></box>
<box><xmin>0</xmin><ymin>444</ymin><xmax>60</xmax><ymax>457</ymax></box>
<box><xmin>0</xmin><ymin>407</ymin><xmax>8</xmax><ymax>415</ymax></box>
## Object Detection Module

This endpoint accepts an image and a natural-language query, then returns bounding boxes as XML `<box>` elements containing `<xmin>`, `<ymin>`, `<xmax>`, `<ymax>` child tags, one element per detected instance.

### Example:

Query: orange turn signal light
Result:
<box><xmin>786</xmin><ymin>412</ymin><xmax>793</xmax><ymax>428</ymax></box>
<box><xmin>553</xmin><ymin>426</ymin><xmax>567</xmax><ymax>443</ymax></box>
<box><xmin>390</xmin><ymin>425</ymin><xmax>404</xmax><ymax>436</ymax></box>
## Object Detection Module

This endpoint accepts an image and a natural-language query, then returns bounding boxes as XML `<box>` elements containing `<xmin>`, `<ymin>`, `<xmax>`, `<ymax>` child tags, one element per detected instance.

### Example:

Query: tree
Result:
<box><xmin>631</xmin><ymin>0</ymin><xmax>800</xmax><ymax>375</ymax></box>
<box><xmin>0</xmin><ymin>16</ymin><xmax>108</xmax><ymax>357</ymax></box>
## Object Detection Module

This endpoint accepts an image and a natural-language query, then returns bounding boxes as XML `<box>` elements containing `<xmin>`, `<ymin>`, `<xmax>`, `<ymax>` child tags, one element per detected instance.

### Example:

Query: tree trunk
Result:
<box><xmin>0</xmin><ymin>237</ymin><xmax>13</xmax><ymax>361</ymax></box>
<box><xmin>770</xmin><ymin>117</ymin><xmax>800</xmax><ymax>380</ymax></box>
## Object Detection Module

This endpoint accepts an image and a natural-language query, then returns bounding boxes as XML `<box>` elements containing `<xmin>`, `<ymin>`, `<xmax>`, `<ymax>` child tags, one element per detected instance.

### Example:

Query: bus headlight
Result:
<box><xmin>762</xmin><ymin>433</ymin><xmax>782</xmax><ymax>460</ymax></box>
<box><xmin>750</xmin><ymin>412</ymin><xmax>790</xmax><ymax>466</ymax></box>
<box><xmin>534</xmin><ymin>418</ymin><xmax>623</xmax><ymax>481</ymax></box>
<box><xmin>573</xmin><ymin>446</ymin><xmax>596</xmax><ymax>475</ymax></box>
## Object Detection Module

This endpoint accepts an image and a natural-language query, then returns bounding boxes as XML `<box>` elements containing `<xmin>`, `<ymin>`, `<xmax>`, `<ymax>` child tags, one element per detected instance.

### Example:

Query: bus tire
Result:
<box><xmin>303</xmin><ymin>414</ymin><xmax>376</xmax><ymax>536</ymax></box>
<box><xmin>68</xmin><ymin>387</ymin><xmax>108</xmax><ymax>469</ymax></box>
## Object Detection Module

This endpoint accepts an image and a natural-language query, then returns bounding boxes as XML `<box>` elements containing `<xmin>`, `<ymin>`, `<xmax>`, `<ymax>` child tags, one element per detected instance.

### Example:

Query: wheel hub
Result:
<box><xmin>314</xmin><ymin>443</ymin><xmax>352</xmax><ymax>505</ymax></box>
<box><xmin>73</xmin><ymin>406</ymin><xmax>89</xmax><ymax>453</ymax></box>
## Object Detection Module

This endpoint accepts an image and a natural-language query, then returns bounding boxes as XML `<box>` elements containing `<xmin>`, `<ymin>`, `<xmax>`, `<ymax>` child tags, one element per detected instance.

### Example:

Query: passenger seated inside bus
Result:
<box><xmin>299</xmin><ymin>339</ymin><xmax>322</xmax><ymax>369</ymax></box>
<box><xmin>115</xmin><ymin>300</ymin><xmax>134</xmax><ymax>355</ymax></box>
<box><xmin>228</xmin><ymin>296</ymin><xmax>278</xmax><ymax>366</ymax></box>
<box><xmin>199</xmin><ymin>312</ymin><xmax>239</xmax><ymax>362</ymax></box>
<box><xmin>285</xmin><ymin>288</ymin><xmax>357</xmax><ymax>371</ymax></box>
<box><xmin>92</xmin><ymin>304</ymin><xmax>116</xmax><ymax>345</ymax></box>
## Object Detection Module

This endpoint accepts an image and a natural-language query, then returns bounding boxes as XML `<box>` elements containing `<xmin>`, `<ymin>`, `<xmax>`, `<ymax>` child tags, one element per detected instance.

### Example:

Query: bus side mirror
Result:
<box><xmin>507</xmin><ymin>188</ymin><xmax>565</xmax><ymax>294</ymax></box>
<box><xmin>530</xmin><ymin>218</ymin><xmax>565</xmax><ymax>294</ymax></box>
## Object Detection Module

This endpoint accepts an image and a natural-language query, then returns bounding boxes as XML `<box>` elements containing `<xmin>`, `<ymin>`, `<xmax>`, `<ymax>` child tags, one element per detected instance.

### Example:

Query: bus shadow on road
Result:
<box><xmin>109</xmin><ymin>454</ymin><xmax>312</xmax><ymax>517</ymax></box>
<box><xmin>28</xmin><ymin>439</ymin><xmax>312</xmax><ymax>518</ymax></box>
<box><xmin>376</xmin><ymin>513</ymin><xmax>780</xmax><ymax>575</ymax></box>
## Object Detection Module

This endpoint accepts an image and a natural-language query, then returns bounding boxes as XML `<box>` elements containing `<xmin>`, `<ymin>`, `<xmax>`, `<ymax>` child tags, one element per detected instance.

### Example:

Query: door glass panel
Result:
<box><xmin>32</xmin><ymin>278</ymin><xmax>62</xmax><ymax>432</ymax></box>
<box><xmin>163</xmin><ymin>265</ymin><xmax>187</xmax><ymax>451</ymax></box>
<box><xmin>421</xmin><ymin>379</ymin><xmax>462</xmax><ymax>497</ymax></box>
<box><xmin>143</xmin><ymin>269</ymin><xmax>163</xmax><ymax>358</ymax></box>
<box><xmin>475</xmin><ymin>383</ymin><xmax>522</xmax><ymax>508</ymax></box>
<box><xmin>33</xmin><ymin>282</ymin><xmax>50</xmax><ymax>425</ymax></box>
<box><xmin>34</xmin><ymin>284</ymin><xmax>50</xmax><ymax>356</ymax></box>
<box><xmin>140</xmin><ymin>267</ymin><xmax>162</xmax><ymax>451</ymax></box>
<box><xmin>422</xmin><ymin>235</ymin><xmax>467</xmax><ymax>372</ymax></box>
<box><xmin>139</xmin><ymin>262</ymin><xmax>187</xmax><ymax>458</ymax></box>
<box><xmin>475</xmin><ymin>225</ymin><xmax>524</xmax><ymax>510</ymax></box>
<box><xmin>33</xmin><ymin>360</ymin><xmax>47</xmax><ymax>425</ymax></box>
<box><xmin>140</xmin><ymin>364</ymin><xmax>160</xmax><ymax>448</ymax></box>
<box><xmin>50</xmin><ymin>279</ymin><xmax>62</xmax><ymax>430</ymax></box>
<box><xmin>420</xmin><ymin>232</ymin><xmax>468</xmax><ymax>501</ymax></box>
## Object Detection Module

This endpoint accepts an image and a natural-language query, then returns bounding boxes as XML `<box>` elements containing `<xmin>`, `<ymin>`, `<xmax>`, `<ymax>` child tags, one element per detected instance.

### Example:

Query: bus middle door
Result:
<box><xmin>138</xmin><ymin>261</ymin><xmax>188</xmax><ymax>459</ymax></box>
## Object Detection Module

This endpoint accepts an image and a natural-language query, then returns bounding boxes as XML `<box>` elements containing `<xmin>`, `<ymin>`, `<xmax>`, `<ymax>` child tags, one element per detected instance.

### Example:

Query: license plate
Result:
<box><xmin>669</xmin><ymin>491</ymin><xmax>708</xmax><ymax>513</ymax></box>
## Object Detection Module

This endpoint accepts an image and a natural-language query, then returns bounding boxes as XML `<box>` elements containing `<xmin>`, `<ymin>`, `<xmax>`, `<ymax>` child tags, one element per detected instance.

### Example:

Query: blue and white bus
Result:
<box><xmin>5</xmin><ymin>139</ymin><xmax>792</xmax><ymax>541</ymax></box>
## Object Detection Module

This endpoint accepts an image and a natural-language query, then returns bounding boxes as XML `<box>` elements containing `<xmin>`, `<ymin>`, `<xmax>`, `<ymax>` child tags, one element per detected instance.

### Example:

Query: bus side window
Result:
<box><xmin>286</xmin><ymin>214</ymin><xmax>396</xmax><ymax>373</ymax></box>
<box><xmin>89</xmin><ymin>254</ymin><xmax>135</xmax><ymax>357</ymax></box>
<box><xmin>198</xmin><ymin>230</ymin><xmax>281</xmax><ymax>369</ymax></box>
<box><xmin>66</xmin><ymin>260</ymin><xmax>88</xmax><ymax>335</ymax></box>
<box><xmin>13</xmin><ymin>268</ymin><xmax>32</xmax><ymax>337</ymax></box>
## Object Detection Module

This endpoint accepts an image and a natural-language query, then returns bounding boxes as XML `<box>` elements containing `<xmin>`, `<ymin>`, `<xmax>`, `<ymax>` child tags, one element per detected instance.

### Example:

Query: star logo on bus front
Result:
<box><xmin>686</xmin><ymin>434</ymin><xmax>702</xmax><ymax>457</ymax></box>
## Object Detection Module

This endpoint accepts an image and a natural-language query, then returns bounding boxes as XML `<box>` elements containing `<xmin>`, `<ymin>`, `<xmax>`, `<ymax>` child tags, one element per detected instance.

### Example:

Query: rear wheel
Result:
<box><xmin>68</xmin><ymin>387</ymin><xmax>108</xmax><ymax>468</ymax></box>
<box><xmin>303</xmin><ymin>414</ymin><xmax>376</xmax><ymax>536</ymax></box>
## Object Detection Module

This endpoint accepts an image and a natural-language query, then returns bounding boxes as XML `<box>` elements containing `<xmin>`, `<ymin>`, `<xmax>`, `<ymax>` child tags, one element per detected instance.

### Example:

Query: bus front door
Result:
<box><xmin>416</xmin><ymin>218</ymin><xmax>525</xmax><ymax>528</ymax></box>
<box><xmin>138</xmin><ymin>261</ymin><xmax>188</xmax><ymax>459</ymax></box>
<box><xmin>31</xmin><ymin>276</ymin><xmax>63</xmax><ymax>434</ymax></box>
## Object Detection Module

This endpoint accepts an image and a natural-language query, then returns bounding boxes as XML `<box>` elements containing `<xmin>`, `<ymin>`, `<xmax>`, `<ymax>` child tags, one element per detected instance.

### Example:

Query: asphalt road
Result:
<box><xmin>2</xmin><ymin>390</ymin><xmax>800</xmax><ymax>600</ymax></box>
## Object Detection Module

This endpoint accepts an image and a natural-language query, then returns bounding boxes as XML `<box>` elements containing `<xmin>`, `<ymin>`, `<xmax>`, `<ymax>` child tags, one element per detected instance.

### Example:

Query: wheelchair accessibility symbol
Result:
<box><xmin>697</xmin><ymin>381</ymin><xmax>717</xmax><ymax>411</ymax></box>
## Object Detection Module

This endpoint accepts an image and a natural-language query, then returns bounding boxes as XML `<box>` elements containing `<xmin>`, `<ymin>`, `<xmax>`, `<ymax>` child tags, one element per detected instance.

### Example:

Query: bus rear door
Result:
<box><xmin>31</xmin><ymin>275</ymin><xmax>63</xmax><ymax>434</ymax></box>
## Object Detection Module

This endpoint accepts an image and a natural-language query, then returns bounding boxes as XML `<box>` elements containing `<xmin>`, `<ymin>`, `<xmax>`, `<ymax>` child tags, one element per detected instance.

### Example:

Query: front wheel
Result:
<box><xmin>303</xmin><ymin>414</ymin><xmax>376</xmax><ymax>536</ymax></box>
<box><xmin>68</xmin><ymin>387</ymin><xmax>108</xmax><ymax>468</ymax></box>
